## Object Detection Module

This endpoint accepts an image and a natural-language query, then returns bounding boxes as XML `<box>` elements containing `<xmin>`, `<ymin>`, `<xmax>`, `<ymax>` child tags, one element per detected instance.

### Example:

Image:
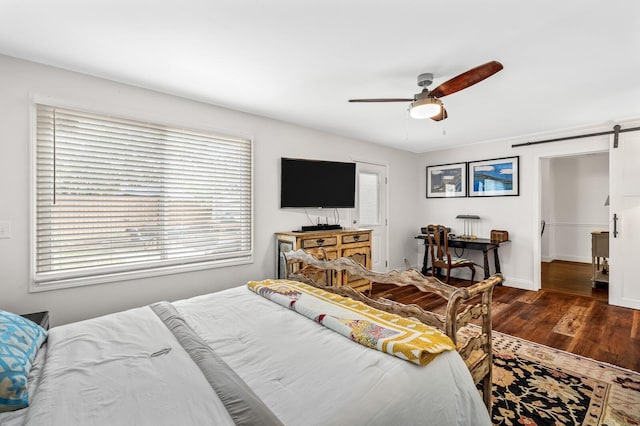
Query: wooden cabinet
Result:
<box><xmin>275</xmin><ymin>229</ymin><xmax>372</xmax><ymax>292</ymax></box>
<box><xmin>340</xmin><ymin>245</ymin><xmax>371</xmax><ymax>290</ymax></box>
<box><xmin>591</xmin><ymin>230</ymin><xmax>609</xmax><ymax>285</ymax></box>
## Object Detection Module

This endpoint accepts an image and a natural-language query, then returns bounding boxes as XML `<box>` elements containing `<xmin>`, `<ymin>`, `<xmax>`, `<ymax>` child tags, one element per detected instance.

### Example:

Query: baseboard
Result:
<box><xmin>501</xmin><ymin>277</ymin><xmax>535</xmax><ymax>291</ymax></box>
<box><xmin>609</xmin><ymin>295</ymin><xmax>640</xmax><ymax>310</ymax></box>
<box><xmin>552</xmin><ymin>255</ymin><xmax>591</xmax><ymax>264</ymax></box>
<box><xmin>541</xmin><ymin>256</ymin><xmax>554</xmax><ymax>263</ymax></box>
<box><xmin>410</xmin><ymin>262</ymin><xmax>535</xmax><ymax>291</ymax></box>
<box><xmin>442</xmin><ymin>268</ymin><xmax>535</xmax><ymax>291</ymax></box>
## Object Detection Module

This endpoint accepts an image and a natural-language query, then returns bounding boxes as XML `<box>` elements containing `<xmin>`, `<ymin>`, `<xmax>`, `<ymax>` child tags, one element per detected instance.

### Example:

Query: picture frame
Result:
<box><xmin>426</xmin><ymin>162</ymin><xmax>467</xmax><ymax>198</ymax></box>
<box><xmin>468</xmin><ymin>156</ymin><xmax>519</xmax><ymax>197</ymax></box>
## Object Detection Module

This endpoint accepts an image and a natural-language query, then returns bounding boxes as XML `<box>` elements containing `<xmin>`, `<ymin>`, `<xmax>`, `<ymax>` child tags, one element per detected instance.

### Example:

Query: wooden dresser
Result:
<box><xmin>275</xmin><ymin>229</ymin><xmax>372</xmax><ymax>292</ymax></box>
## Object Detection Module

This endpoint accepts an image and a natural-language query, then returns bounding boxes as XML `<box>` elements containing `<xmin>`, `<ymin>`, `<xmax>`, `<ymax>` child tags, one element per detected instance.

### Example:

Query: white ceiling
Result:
<box><xmin>1</xmin><ymin>1</ymin><xmax>639</xmax><ymax>153</ymax></box>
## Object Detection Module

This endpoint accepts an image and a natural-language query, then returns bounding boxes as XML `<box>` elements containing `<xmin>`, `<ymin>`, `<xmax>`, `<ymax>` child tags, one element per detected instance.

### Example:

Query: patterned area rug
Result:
<box><xmin>491</xmin><ymin>332</ymin><xmax>640</xmax><ymax>425</ymax></box>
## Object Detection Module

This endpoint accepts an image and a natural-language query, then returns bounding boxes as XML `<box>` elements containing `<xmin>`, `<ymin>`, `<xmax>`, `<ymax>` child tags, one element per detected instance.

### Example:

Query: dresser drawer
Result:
<box><xmin>342</xmin><ymin>232</ymin><xmax>370</xmax><ymax>244</ymax></box>
<box><xmin>275</xmin><ymin>229</ymin><xmax>372</xmax><ymax>287</ymax></box>
<box><xmin>300</xmin><ymin>236</ymin><xmax>338</xmax><ymax>249</ymax></box>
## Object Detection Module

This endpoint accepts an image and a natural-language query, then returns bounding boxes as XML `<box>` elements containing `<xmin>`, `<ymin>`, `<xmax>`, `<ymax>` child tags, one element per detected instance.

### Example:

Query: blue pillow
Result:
<box><xmin>0</xmin><ymin>310</ymin><xmax>47</xmax><ymax>412</ymax></box>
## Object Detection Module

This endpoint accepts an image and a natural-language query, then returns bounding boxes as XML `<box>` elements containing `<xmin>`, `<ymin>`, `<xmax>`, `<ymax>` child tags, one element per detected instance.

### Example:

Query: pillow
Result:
<box><xmin>0</xmin><ymin>310</ymin><xmax>47</xmax><ymax>412</ymax></box>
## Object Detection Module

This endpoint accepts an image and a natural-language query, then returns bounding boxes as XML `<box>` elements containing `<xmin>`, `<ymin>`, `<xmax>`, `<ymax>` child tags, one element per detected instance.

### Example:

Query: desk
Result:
<box><xmin>415</xmin><ymin>235</ymin><xmax>509</xmax><ymax>280</ymax></box>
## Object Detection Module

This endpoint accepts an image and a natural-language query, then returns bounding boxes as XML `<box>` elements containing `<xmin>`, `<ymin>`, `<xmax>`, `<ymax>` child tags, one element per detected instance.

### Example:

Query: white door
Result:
<box><xmin>608</xmin><ymin>126</ymin><xmax>640</xmax><ymax>309</ymax></box>
<box><xmin>354</xmin><ymin>162</ymin><xmax>388</xmax><ymax>272</ymax></box>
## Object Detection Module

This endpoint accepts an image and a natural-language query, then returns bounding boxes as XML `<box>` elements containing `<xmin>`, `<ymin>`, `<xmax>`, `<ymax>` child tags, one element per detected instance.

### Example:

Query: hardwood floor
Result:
<box><xmin>541</xmin><ymin>260</ymin><xmax>608</xmax><ymax>301</ymax></box>
<box><xmin>371</xmin><ymin>266</ymin><xmax>640</xmax><ymax>372</ymax></box>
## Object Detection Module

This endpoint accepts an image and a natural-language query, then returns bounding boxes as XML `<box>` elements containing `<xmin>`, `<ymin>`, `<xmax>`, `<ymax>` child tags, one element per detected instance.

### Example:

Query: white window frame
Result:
<box><xmin>29</xmin><ymin>97</ymin><xmax>254</xmax><ymax>292</ymax></box>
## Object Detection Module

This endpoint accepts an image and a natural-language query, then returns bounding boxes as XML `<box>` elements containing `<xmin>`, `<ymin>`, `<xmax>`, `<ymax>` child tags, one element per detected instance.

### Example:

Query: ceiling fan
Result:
<box><xmin>348</xmin><ymin>61</ymin><xmax>503</xmax><ymax>121</ymax></box>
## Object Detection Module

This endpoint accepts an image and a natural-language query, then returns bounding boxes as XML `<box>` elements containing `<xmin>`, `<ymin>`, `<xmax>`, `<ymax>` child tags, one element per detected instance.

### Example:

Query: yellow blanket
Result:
<box><xmin>247</xmin><ymin>279</ymin><xmax>455</xmax><ymax>366</ymax></box>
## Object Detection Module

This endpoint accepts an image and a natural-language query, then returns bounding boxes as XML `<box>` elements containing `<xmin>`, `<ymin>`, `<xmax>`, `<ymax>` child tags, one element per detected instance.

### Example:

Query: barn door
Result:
<box><xmin>608</xmin><ymin>126</ymin><xmax>640</xmax><ymax>309</ymax></box>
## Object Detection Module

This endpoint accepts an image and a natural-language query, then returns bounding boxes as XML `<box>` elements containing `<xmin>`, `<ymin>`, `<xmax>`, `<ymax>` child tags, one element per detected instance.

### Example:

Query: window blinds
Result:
<box><xmin>35</xmin><ymin>104</ymin><xmax>252</xmax><ymax>285</ymax></box>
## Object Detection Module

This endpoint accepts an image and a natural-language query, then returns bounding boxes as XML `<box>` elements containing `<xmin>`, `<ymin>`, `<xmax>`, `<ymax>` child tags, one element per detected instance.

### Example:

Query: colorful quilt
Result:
<box><xmin>247</xmin><ymin>280</ymin><xmax>455</xmax><ymax>366</ymax></box>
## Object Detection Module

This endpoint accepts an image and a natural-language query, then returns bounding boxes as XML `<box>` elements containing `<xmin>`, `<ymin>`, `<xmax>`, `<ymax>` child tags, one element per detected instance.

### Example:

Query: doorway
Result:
<box><xmin>354</xmin><ymin>161</ymin><xmax>388</xmax><ymax>272</ymax></box>
<box><xmin>539</xmin><ymin>152</ymin><xmax>609</xmax><ymax>299</ymax></box>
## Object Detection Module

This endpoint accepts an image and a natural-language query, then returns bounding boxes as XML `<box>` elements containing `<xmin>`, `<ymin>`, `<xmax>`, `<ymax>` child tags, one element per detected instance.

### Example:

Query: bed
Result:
<box><xmin>1</xmin><ymin>253</ymin><xmax>501</xmax><ymax>426</ymax></box>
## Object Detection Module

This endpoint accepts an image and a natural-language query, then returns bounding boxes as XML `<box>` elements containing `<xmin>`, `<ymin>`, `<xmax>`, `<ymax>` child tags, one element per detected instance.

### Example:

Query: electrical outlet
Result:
<box><xmin>0</xmin><ymin>221</ymin><xmax>12</xmax><ymax>239</ymax></box>
<box><xmin>403</xmin><ymin>257</ymin><xmax>410</xmax><ymax>269</ymax></box>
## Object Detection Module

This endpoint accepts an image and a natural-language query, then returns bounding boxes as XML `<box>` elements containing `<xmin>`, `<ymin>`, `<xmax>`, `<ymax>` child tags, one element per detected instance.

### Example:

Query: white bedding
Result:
<box><xmin>176</xmin><ymin>286</ymin><xmax>490</xmax><ymax>425</ymax></box>
<box><xmin>12</xmin><ymin>285</ymin><xmax>491</xmax><ymax>426</ymax></box>
<box><xmin>23</xmin><ymin>307</ymin><xmax>235</xmax><ymax>426</ymax></box>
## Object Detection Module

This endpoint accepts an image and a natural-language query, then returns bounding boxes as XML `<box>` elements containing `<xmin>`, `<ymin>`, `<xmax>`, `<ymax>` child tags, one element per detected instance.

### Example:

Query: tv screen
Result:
<box><xmin>280</xmin><ymin>158</ymin><xmax>356</xmax><ymax>208</ymax></box>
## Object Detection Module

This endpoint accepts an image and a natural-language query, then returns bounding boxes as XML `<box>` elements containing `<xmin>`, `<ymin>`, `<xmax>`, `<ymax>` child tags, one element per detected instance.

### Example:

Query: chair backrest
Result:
<box><xmin>426</xmin><ymin>224</ymin><xmax>450</xmax><ymax>264</ymax></box>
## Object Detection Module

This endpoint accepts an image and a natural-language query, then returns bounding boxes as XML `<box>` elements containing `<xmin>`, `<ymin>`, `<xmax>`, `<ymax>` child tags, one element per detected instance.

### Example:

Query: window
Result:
<box><xmin>33</xmin><ymin>104</ymin><xmax>252</xmax><ymax>289</ymax></box>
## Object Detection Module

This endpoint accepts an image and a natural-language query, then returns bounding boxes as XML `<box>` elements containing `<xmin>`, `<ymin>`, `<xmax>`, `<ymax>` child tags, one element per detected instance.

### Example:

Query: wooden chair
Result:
<box><xmin>426</xmin><ymin>224</ymin><xmax>476</xmax><ymax>285</ymax></box>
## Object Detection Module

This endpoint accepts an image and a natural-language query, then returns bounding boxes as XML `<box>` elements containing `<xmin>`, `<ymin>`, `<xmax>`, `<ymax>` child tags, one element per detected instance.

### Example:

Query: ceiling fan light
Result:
<box><xmin>410</xmin><ymin>97</ymin><xmax>442</xmax><ymax>119</ymax></box>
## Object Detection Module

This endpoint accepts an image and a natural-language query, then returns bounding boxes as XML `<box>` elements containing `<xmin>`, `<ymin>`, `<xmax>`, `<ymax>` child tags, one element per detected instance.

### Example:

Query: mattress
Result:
<box><xmin>9</xmin><ymin>285</ymin><xmax>491</xmax><ymax>426</ymax></box>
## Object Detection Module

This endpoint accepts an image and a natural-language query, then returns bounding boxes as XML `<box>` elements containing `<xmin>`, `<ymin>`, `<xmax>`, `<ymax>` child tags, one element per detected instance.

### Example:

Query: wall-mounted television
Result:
<box><xmin>280</xmin><ymin>158</ymin><xmax>356</xmax><ymax>208</ymax></box>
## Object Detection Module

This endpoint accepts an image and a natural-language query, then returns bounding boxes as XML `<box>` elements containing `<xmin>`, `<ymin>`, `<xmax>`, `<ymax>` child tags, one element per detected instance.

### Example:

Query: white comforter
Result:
<box><xmin>22</xmin><ymin>306</ymin><xmax>235</xmax><ymax>426</ymax></box>
<box><xmin>16</xmin><ymin>286</ymin><xmax>491</xmax><ymax>426</ymax></box>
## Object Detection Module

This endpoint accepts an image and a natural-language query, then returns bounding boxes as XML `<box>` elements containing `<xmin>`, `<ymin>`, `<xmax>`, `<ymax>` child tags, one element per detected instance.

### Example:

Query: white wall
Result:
<box><xmin>0</xmin><ymin>55</ymin><xmax>419</xmax><ymax>326</ymax></box>
<box><xmin>542</xmin><ymin>153</ymin><xmax>609</xmax><ymax>263</ymax></box>
<box><xmin>3</xmin><ymin>54</ymin><xmax>636</xmax><ymax>323</ymax></box>
<box><xmin>417</xmin><ymin>131</ymin><xmax>611</xmax><ymax>290</ymax></box>
<box><xmin>540</xmin><ymin>158</ymin><xmax>552</xmax><ymax>260</ymax></box>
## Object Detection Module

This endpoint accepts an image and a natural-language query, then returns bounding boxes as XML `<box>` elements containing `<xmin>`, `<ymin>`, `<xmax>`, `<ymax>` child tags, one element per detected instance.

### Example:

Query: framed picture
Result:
<box><xmin>468</xmin><ymin>156</ymin><xmax>519</xmax><ymax>197</ymax></box>
<box><xmin>426</xmin><ymin>162</ymin><xmax>467</xmax><ymax>198</ymax></box>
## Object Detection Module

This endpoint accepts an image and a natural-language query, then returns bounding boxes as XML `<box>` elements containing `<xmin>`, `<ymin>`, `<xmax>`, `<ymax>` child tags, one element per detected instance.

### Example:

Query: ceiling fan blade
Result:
<box><xmin>430</xmin><ymin>61</ymin><xmax>503</xmax><ymax>98</ymax></box>
<box><xmin>430</xmin><ymin>107</ymin><xmax>448</xmax><ymax>122</ymax></box>
<box><xmin>348</xmin><ymin>98</ymin><xmax>414</xmax><ymax>102</ymax></box>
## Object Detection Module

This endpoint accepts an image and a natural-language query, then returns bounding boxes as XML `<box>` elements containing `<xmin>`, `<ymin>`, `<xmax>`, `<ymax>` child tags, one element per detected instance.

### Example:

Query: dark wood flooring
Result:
<box><xmin>371</xmin><ymin>262</ymin><xmax>640</xmax><ymax>372</ymax></box>
<box><xmin>541</xmin><ymin>260</ymin><xmax>608</xmax><ymax>301</ymax></box>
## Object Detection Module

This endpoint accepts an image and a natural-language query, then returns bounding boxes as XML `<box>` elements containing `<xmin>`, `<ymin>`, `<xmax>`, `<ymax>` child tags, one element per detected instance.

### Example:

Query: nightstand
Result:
<box><xmin>20</xmin><ymin>311</ymin><xmax>50</xmax><ymax>330</ymax></box>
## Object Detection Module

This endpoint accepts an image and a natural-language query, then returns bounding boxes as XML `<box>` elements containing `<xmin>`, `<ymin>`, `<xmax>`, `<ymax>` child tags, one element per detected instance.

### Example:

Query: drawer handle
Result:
<box><xmin>353</xmin><ymin>235</ymin><xmax>360</xmax><ymax>241</ymax></box>
<box><xmin>316</xmin><ymin>239</ymin><xmax>325</xmax><ymax>245</ymax></box>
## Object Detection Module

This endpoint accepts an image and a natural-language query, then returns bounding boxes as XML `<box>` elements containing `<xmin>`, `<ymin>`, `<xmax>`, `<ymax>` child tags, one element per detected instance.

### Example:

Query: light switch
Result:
<box><xmin>0</xmin><ymin>221</ymin><xmax>12</xmax><ymax>239</ymax></box>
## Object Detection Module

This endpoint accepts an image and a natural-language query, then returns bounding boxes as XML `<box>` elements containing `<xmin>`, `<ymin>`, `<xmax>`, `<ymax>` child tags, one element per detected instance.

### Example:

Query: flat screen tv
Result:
<box><xmin>280</xmin><ymin>158</ymin><xmax>356</xmax><ymax>208</ymax></box>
